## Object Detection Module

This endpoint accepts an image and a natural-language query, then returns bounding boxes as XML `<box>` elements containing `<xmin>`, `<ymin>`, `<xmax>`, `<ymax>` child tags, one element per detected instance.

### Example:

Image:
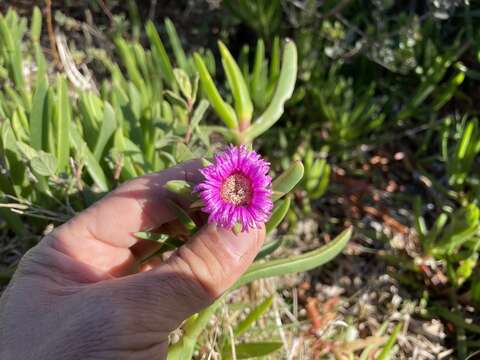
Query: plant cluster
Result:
<box><xmin>0</xmin><ymin>4</ymin><xmax>351</xmax><ymax>359</ymax></box>
<box><xmin>1</xmin><ymin>0</ymin><xmax>480</xmax><ymax>358</ymax></box>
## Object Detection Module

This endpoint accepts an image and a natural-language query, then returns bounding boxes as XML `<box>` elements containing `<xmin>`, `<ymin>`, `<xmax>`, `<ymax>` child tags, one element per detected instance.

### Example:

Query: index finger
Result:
<box><xmin>47</xmin><ymin>160</ymin><xmax>204</xmax><ymax>276</ymax></box>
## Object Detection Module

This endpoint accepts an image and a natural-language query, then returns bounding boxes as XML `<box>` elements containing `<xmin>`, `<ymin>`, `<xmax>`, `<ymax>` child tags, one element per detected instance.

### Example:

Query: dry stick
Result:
<box><xmin>184</xmin><ymin>123</ymin><xmax>193</xmax><ymax>144</ymax></box>
<box><xmin>96</xmin><ymin>0</ymin><xmax>114</xmax><ymax>22</ymax></box>
<box><xmin>45</xmin><ymin>0</ymin><xmax>61</xmax><ymax>68</ymax></box>
<box><xmin>227</xmin><ymin>326</ymin><xmax>237</xmax><ymax>360</ymax></box>
<box><xmin>183</xmin><ymin>101</ymin><xmax>195</xmax><ymax>144</ymax></box>
<box><xmin>273</xmin><ymin>297</ymin><xmax>289</xmax><ymax>356</ymax></box>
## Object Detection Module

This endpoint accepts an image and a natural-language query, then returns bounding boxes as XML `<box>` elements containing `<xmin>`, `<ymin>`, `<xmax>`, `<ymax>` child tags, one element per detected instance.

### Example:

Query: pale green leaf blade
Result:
<box><xmin>193</xmin><ymin>53</ymin><xmax>238</xmax><ymax>129</ymax></box>
<box><xmin>218</xmin><ymin>41</ymin><xmax>253</xmax><ymax>125</ymax></box>
<box><xmin>93</xmin><ymin>103</ymin><xmax>117</xmax><ymax>161</ymax></box>
<box><xmin>272</xmin><ymin>161</ymin><xmax>304</xmax><ymax>201</ymax></box>
<box><xmin>265</xmin><ymin>197</ymin><xmax>291</xmax><ymax>233</ymax></box>
<box><xmin>245</xmin><ymin>40</ymin><xmax>297</xmax><ymax>141</ymax></box>
<box><xmin>376</xmin><ymin>323</ymin><xmax>402</xmax><ymax>360</ymax></box>
<box><xmin>56</xmin><ymin>76</ymin><xmax>71</xmax><ymax>173</ymax></box>
<box><xmin>166</xmin><ymin>199</ymin><xmax>197</xmax><ymax>233</ymax></box>
<box><xmin>235</xmin><ymin>227</ymin><xmax>352</xmax><ymax>288</ymax></box>
<box><xmin>234</xmin><ymin>296</ymin><xmax>273</xmax><ymax>336</ymax></box>
<box><xmin>30</xmin><ymin>74</ymin><xmax>48</xmax><ymax>150</ymax></box>
<box><xmin>223</xmin><ymin>342</ymin><xmax>283</xmax><ymax>359</ymax></box>
<box><xmin>146</xmin><ymin>21</ymin><xmax>175</xmax><ymax>85</ymax></box>
<box><xmin>70</xmin><ymin>123</ymin><xmax>108</xmax><ymax>192</ymax></box>
<box><xmin>165</xmin><ymin>18</ymin><xmax>191</xmax><ymax>75</ymax></box>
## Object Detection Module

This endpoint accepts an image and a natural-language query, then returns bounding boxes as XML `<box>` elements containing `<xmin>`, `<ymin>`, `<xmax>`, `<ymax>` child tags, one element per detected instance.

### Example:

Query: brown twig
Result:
<box><xmin>320</xmin><ymin>0</ymin><xmax>352</xmax><ymax>20</ymax></box>
<box><xmin>363</xmin><ymin>206</ymin><xmax>410</xmax><ymax>236</ymax></box>
<box><xmin>96</xmin><ymin>0</ymin><xmax>114</xmax><ymax>23</ymax></box>
<box><xmin>45</xmin><ymin>0</ymin><xmax>61</xmax><ymax>68</ymax></box>
<box><xmin>183</xmin><ymin>101</ymin><xmax>195</xmax><ymax>144</ymax></box>
<box><xmin>113</xmin><ymin>154</ymin><xmax>124</xmax><ymax>182</ymax></box>
<box><xmin>306</xmin><ymin>297</ymin><xmax>340</xmax><ymax>336</ymax></box>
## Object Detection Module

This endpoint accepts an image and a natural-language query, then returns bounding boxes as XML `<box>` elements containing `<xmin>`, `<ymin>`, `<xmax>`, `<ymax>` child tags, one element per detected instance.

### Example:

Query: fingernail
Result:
<box><xmin>216</xmin><ymin>225</ymin><xmax>258</xmax><ymax>258</ymax></box>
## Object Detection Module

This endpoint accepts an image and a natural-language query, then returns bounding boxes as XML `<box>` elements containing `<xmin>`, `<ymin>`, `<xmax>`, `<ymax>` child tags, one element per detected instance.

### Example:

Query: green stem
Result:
<box><xmin>167</xmin><ymin>295</ymin><xmax>225</xmax><ymax>359</ymax></box>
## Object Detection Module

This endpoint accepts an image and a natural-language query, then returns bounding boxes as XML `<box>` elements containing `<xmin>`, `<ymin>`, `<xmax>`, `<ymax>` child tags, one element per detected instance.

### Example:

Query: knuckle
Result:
<box><xmin>176</xmin><ymin>245</ymin><xmax>225</xmax><ymax>301</ymax></box>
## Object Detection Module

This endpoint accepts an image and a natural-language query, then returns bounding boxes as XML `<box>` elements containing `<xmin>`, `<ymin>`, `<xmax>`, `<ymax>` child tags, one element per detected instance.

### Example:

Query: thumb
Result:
<box><xmin>113</xmin><ymin>223</ymin><xmax>265</xmax><ymax>330</ymax></box>
<box><xmin>164</xmin><ymin>223</ymin><xmax>265</xmax><ymax>300</ymax></box>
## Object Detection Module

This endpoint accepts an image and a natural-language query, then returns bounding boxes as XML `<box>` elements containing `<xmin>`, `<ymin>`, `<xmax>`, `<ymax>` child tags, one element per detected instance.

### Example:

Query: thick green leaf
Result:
<box><xmin>164</xmin><ymin>90</ymin><xmax>189</xmax><ymax>110</ymax></box>
<box><xmin>245</xmin><ymin>40</ymin><xmax>297</xmax><ymax>142</ymax></box>
<box><xmin>30</xmin><ymin>76</ymin><xmax>48</xmax><ymax>150</ymax></box>
<box><xmin>234</xmin><ymin>296</ymin><xmax>273</xmax><ymax>336</ymax></box>
<box><xmin>70</xmin><ymin>123</ymin><xmax>108</xmax><ymax>192</ymax></box>
<box><xmin>78</xmin><ymin>91</ymin><xmax>101</xmax><ymax>147</ymax></box>
<box><xmin>164</xmin><ymin>180</ymin><xmax>193</xmax><ymax>198</ymax></box>
<box><xmin>270</xmin><ymin>37</ymin><xmax>280</xmax><ymax>80</ymax></box>
<box><xmin>167</xmin><ymin>336</ymin><xmax>197</xmax><ymax>360</ymax></box>
<box><xmin>30</xmin><ymin>6</ymin><xmax>42</xmax><ymax>42</ymax></box>
<box><xmin>166</xmin><ymin>200</ymin><xmax>197</xmax><ymax>233</ymax></box>
<box><xmin>218</xmin><ymin>41</ymin><xmax>253</xmax><ymax>125</ymax></box>
<box><xmin>0</xmin><ymin>15</ymin><xmax>27</xmax><ymax>106</ymax></box>
<box><xmin>271</xmin><ymin>161</ymin><xmax>304</xmax><ymax>201</ymax></box>
<box><xmin>134</xmin><ymin>232</ymin><xmax>183</xmax><ymax>250</ymax></box>
<box><xmin>235</xmin><ymin>227</ymin><xmax>352</xmax><ymax>288</ymax></box>
<box><xmin>223</xmin><ymin>342</ymin><xmax>283</xmax><ymax>359</ymax></box>
<box><xmin>2</xmin><ymin>122</ymin><xmax>25</xmax><ymax>187</ymax></box>
<box><xmin>458</xmin><ymin>120</ymin><xmax>475</xmax><ymax>160</ymax></box>
<box><xmin>11</xmin><ymin>108</ymin><xmax>29</xmax><ymax>142</ymax></box>
<box><xmin>265</xmin><ymin>197</ymin><xmax>291</xmax><ymax>233</ymax></box>
<box><xmin>376</xmin><ymin>323</ymin><xmax>402</xmax><ymax>360</ymax></box>
<box><xmin>146</xmin><ymin>21</ymin><xmax>175</xmax><ymax>85</ymax></box>
<box><xmin>115</xmin><ymin>37</ymin><xmax>146</xmax><ymax>93</ymax></box>
<box><xmin>165</xmin><ymin>18</ymin><xmax>191</xmax><ymax>75</ymax></box>
<box><xmin>255</xmin><ymin>237</ymin><xmax>285</xmax><ymax>261</ymax></box>
<box><xmin>56</xmin><ymin>76</ymin><xmax>71</xmax><ymax>173</ymax></box>
<box><xmin>93</xmin><ymin>103</ymin><xmax>116</xmax><ymax>160</ymax></box>
<box><xmin>251</xmin><ymin>39</ymin><xmax>265</xmax><ymax>101</ymax></box>
<box><xmin>167</xmin><ymin>297</ymin><xmax>225</xmax><ymax>360</ymax></box>
<box><xmin>112</xmin><ymin>127</ymin><xmax>138</xmax><ymax>180</ymax></box>
<box><xmin>194</xmin><ymin>53</ymin><xmax>238</xmax><ymax>129</ymax></box>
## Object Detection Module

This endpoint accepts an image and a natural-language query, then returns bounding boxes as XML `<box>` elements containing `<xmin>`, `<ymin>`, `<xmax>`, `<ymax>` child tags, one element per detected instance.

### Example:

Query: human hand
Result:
<box><xmin>0</xmin><ymin>161</ymin><xmax>265</xmax><ymax>360</ymax></box>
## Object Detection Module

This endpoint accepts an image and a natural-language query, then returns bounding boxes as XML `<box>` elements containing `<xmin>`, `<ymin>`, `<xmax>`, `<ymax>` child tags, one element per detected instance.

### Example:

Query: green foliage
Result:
<box><xmin>223</xmin><ymin>0</ymin><xmax>281</xmax><ymax>39</ymax></box>
<box><xmin>302</xmin><ymin>147</ymin><xmax>330</xmax><ymax>200</ymax></box>
<box><xmin>415</xmin><ymin>201</ymin><xmax>480</xmax><ymax>288</ymax></box>
<box><xmin>195</xmin><ymin>39</ymin><xmax>297</xmax><ymax>144</ymax></box>
<box><xmin>167</xmin><ymin>228</ymin><xmax>352</xmax><ymax>359</ymax></box>
<box><xmin>311</xmin><ymin>63</ymin><xmax>385</xmax><ymax>148</ymax></box>
<box><xmin>443</xmin><ymin>117</ymin><xmax>480</xmax><ymax>189</ymax></box>
<box><xmin>4</xmin><ymin>1</ymin><xmax>480</xmax><ymax>358</ymax></box>
<box><xmin>0</xmin><ymin>7</ymin><xmax>351</xmax><ymax>360</ymax></box>
<box><xmin>0</xmin><ymin>12</ymin><xmax>221</xmax><ymax>222</ymax></box>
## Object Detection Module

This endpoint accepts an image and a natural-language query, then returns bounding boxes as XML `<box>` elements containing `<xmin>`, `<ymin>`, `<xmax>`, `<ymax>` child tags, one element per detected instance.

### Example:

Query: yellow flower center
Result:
<box><xmin>221</xmin><ymin>173</ymin><xmax>252</xmax><ymax>206</ymax></box>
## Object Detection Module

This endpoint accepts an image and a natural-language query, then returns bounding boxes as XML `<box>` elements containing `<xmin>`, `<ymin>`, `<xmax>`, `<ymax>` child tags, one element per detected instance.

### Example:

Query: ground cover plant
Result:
<box><xmin>1</xmin><ymin>0</ymin><xmax>480</xmax><ymax>359</ymax></box>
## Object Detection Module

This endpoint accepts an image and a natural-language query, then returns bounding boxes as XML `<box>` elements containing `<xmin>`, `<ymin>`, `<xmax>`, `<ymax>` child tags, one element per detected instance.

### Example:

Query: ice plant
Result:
<box><xmin>196</xmin><ymin>146</ymin><xmax>273</xmax><ymax>231</ymax></box>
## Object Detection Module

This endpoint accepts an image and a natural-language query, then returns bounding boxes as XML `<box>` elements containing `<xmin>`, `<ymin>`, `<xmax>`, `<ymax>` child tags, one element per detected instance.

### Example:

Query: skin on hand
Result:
<box><xmin>0</xmin><ymin>160</ymin><xmax>265</xmax><ymax>360</ymax></box>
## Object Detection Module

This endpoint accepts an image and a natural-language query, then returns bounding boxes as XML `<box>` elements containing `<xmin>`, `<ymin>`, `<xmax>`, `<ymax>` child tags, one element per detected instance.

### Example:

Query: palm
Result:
<box><xmin>0</xmin><ymin>161</ymin><xmax>264</xmax><ymax>360</ymax></box>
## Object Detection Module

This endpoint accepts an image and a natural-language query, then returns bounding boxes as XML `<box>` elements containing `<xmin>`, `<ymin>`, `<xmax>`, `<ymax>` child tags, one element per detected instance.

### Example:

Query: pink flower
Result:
<box><xmin>196</xmin><ymin>146</ymin><xmax>273</xmax><ymax>232</ymax></box>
